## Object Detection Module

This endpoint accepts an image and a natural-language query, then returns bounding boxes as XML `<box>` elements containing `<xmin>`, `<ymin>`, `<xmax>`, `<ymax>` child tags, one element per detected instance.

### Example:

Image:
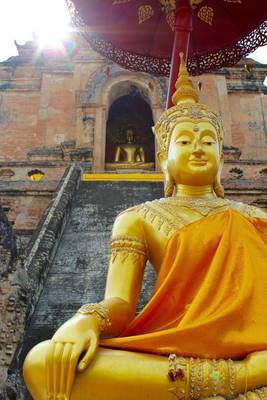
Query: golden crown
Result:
<box><xmin>153</xmin><ymin>53</ymin><xmax>224</xmax><ymax>157</ymax></box>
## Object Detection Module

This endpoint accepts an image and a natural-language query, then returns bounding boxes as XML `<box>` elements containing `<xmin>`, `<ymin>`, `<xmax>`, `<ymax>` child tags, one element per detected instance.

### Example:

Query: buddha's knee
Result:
<box><xmin>23</xmin><ymin>340</ymin><xmax>49</xmax><ymax>400</ymax></box>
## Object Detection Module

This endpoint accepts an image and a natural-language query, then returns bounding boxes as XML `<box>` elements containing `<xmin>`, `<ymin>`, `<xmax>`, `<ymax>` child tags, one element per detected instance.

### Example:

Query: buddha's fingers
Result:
<box><xmin>78</xmin><ymin>333</ymin><xmax>98</xmax><ymax>371</ymax></box>
<box><xmin>65</xmin><ymin>344</ymin><xmax>81</xmax><ymax>399</ymax></box>
<box><xmin>45</xmin><ymin>341</ymin><xmax>56</xmax><ymax>400</ymax></box>
<box><xmin>59</xmin><ymin>343</ymin><xmax>73</xmax><ymax>397</ymax></box>
<box><xmin>53</xmin><ymin>342</ymin><xmax>64</xmax><ymax>396</ymax></box>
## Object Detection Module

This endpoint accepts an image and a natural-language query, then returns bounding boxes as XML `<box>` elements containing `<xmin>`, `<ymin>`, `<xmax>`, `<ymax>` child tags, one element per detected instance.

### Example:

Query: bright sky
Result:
<box><xmin>0</xmin><ymin>0</ymin><xmax>266</xmax><ymax>70</ymax></box>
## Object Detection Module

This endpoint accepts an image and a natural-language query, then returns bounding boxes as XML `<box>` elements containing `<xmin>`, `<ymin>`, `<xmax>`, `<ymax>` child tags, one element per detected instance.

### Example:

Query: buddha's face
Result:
<box><xmin>126</xmin><ymin>129</ymin><xmax>134</xmax><ymax>143</ymax></box>
<box><xmin>167</xmin><ymin>121</ymin><xmax>221</xmax><ymax>186</ymax></box>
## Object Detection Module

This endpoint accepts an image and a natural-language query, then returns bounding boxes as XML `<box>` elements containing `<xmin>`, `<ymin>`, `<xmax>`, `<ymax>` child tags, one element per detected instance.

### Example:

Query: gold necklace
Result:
<box><xmin>162</xmin><ymin>196</ymin><xmax>231</xmax><ymax>216</ymax></box>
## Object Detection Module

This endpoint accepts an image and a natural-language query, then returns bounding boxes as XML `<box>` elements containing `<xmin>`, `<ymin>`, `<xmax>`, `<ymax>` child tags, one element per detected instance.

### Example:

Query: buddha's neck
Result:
<box><xmin>175</xmin><ymin>184</ymin><xmax>215</xmax><ymax>199</ymax></box>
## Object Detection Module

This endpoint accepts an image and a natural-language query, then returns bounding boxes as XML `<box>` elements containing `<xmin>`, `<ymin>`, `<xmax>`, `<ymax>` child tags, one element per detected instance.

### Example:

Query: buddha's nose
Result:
<box><xmin>192</xmin><ymin>141</ymin><xmax>204</xmax><ymax>156</ymax></box>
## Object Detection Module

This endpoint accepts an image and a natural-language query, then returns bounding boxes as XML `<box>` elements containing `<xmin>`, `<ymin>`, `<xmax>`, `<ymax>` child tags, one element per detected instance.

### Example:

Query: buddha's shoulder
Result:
<box><xmin>112</xmin><ymin>204</ymin><xmax>146</xmax><ymax>236</ymax></box>
<box><xmin>112</xmin><ymin>198</ymin><xmax>171</xmax><ymax>241</ymax></box>
<box><xmin>115</xmin><ymin>200</ymin><xmax>150</xmax><ymax>219</ymax></box>
<box><xmin>116</xmin><ymin>198</ymin><xmax>168</xmax><ymax>216</ymax></box>
<box><xmin>228</xmin><ymin>200</ymin><xmax>267</xmax><ymax>219</ymax></box>
<box><xmin>114</xmin><ymin>198</ymin><xmax>166</xmax><ymax>225</ymax></box>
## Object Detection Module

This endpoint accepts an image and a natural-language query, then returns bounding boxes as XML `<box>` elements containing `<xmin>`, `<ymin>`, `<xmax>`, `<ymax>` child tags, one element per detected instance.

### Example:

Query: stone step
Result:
<box><xmin>20</xmin><ymin>179</ymin><xmax>163</xmax><ymax>399</ymax></box>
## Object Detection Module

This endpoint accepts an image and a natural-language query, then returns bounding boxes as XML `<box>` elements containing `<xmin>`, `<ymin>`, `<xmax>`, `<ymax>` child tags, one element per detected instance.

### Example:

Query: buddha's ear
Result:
<box><xmin>157</xmin><ymin>151</ymin><xmax>175</xmax><ymax>198</ymax></box>
<box><xmin>219</xmin><ymin>155</ymin><xmax>224</xmax><ymax>171</ymax></box>
<box><xmin>213</xmin><ymin>155</ymin><xmax>224</xmax><ymax>198</ymax></box>
<box><xmin>156</xmin><ymin>150</ymin><xmax>166</xmax><ymax>168</ymax></box>
<box><xmin>218</xmin><ymin>155</ymin><xmax>224</xmax><ymax>180</ymax></box>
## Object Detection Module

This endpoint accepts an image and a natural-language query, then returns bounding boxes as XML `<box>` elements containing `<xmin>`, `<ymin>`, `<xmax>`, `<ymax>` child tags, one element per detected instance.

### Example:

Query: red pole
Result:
<box><xmin>166</xmin><ymin>0</ymin><xmax>193</xmax><ymax>109</ymax></box>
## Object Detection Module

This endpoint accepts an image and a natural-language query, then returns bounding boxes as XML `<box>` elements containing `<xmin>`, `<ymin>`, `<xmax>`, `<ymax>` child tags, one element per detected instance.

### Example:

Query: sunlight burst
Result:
<box><xmin>0</xmin><ymin>0</ymin><xmax>71</xmax><ymax>60</ymax></box>
<box><xmin>31</xmin><ymin>0</ymin><xmax>71</xmax><ymax>50</ymax></box>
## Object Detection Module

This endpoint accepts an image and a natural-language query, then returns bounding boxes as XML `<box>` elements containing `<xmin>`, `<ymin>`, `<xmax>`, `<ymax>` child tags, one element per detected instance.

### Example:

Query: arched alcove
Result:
<box><xmin>105</xmin><ymin>86</ymin><xmax>155</xmax><ymax>168</ymax></box>
<box><xmin>90</xmin><ymin>68</ymin><xmax>164</xmax><ymax>171</ymax></box>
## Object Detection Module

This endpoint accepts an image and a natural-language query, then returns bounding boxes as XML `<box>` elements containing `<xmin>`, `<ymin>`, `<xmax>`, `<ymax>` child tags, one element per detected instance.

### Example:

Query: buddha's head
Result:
<box><xmin>153</xmin><ymin>53</ymin><xmax>224</xmax><ymax>198</ymax></box>
<box><xmin>126</xmin><ymin>128</ymin><xmax>134</xmax><ymax>144</ymax></box>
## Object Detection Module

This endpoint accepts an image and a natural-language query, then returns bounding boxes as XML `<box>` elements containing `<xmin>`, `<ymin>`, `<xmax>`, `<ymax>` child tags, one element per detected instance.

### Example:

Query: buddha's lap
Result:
<box><xmin>24</xmin><ymin>341</ymin><xmax>168</xmax><ymax>375</ymax></box>
<box><xmin>23</xmin><ymin>340</ymin><xmax>267</xmax><ymax>380</ymax></box>
<box><xmin>23</xmin><ymin>341</ymin><xmax>171</xmax><ymax>399</ymax></box>
<box><xmin>23</xmin><ymin>341</ymin><xmax>267</xmax><ymax>400</ymax></box>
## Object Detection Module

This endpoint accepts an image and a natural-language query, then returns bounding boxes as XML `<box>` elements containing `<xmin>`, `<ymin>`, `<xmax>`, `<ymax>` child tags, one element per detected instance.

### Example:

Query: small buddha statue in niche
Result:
<box><xmin>114</xmin><ymin>128</ymin><xmax>146</xmax><ymax>163</ymax></box>
<box><xmin>23</xmin><ymin>54</ymin><xmax>267</xmax><ymax>400</ymax></box>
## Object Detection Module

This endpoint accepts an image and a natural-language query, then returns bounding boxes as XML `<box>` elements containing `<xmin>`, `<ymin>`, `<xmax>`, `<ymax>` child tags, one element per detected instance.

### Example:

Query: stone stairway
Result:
<box><xmin>17</xmin><ymin>176</ymin><xmax>164</xmax><ymax>398</ymax></box>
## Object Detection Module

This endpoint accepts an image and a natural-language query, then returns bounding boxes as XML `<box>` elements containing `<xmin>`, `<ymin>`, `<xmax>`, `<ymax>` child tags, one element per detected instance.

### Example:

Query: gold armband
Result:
<box><xmin>110</xmin><ymin>235</ymin><xmax>147</xmax><ymax>263</ymax></box>
<box><xmin>77</xmin><ymin>303</ymin><xmax>111</xmax><ymax>333</ymax></box>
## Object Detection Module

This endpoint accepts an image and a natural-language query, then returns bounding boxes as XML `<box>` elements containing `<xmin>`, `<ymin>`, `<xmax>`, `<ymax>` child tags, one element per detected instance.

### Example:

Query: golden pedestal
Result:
<box><xmin>105</xmin><ymin>162</ymin><xmax>155</xmax><ymax>171</ymax></box>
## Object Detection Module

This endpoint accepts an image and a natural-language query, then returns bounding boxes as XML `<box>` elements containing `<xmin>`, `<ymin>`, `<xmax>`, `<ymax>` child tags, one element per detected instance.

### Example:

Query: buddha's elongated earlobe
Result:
<box><xmin>213</xmin><ymin>178</ymin><xmax>224</xmax><ymax>198</ymax></box>
<box><xmin>157</xmin><ymin>150</ymin><xmax>175</xmax><ymax>198</ymax></box>
<box><xmin>164</xmin><ymin>171</ymin><xmax>175</xmax><ymax>198</ymax></box>
<box><xmin>213</xmin><ymin>156</ymin><xmax>224</xmax><ymax>198</ymax></box>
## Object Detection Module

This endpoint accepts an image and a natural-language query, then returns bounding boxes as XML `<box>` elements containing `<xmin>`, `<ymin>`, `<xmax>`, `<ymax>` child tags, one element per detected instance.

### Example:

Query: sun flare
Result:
<box><xmin>0</xmin><ymin>0</ymin><xmax>71</xmax><ymax>60</ymax></box>
<box><xmin>31</xmin><ymin>0</ymin><xmax>71</xmax><ymax>50</ymax></box>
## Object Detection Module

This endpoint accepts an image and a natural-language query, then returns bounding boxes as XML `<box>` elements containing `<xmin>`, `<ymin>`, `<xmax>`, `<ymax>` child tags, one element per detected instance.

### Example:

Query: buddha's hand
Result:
<box><xmin>45</xmin><ymin>313</ymin><xmax>99</xmax><ymax>400</ymax></box>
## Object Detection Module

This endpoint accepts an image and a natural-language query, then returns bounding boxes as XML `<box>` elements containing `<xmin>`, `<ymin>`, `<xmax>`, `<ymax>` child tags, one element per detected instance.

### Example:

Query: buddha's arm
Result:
<box><xmin>103</xmin><ymin>210</ymin><xmax>147</xmax><ymax>337</ymax></box>
<box><xmin>45</xmin><ymin>209</ymin><xmax>147</xmax><ymax>399</ymax></box>
<box><xmin>139</xmin><ymin>146</ymin><xmax>145</xmax><ymax>162</ymax></box>
<box><xmin>114</xmin><ymin>146</ymin><xmax>122</xmax><ymax>162</ymax></box>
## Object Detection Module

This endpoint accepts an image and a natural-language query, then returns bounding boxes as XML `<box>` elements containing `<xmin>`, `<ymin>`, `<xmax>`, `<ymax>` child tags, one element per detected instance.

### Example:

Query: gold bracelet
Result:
<box><xmin>228</xmin><ymin>358</ymin><xmax>236</xmax><ymax>397</ymax></box>
<box><xmin>76</xmin><ymin>303</ymin><xmax>111</xmax><ymax>333</ymax></box>
<box><xmin>168</xmin><ymin>353</ymin><xmax>186</xmax><ymax>382</ymax></box>
<box><xmin>167</xmin><ymin>354</ymin><xmax>187</xmax><ymax>400</ymax></box>
<box><xmin>167</xmin><ymin>355</ymin><xmax>237</xmax><ymax>400</ymax></box>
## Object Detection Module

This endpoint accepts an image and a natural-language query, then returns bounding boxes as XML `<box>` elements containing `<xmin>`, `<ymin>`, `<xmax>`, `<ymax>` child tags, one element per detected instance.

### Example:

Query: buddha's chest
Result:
<box><xmin>121</xmin><ymin>145</ymin><xmax>140</xmax><ymax>161</ymax></box>
<box><xmin>137</xmin><ymin>197</ymin><xmax>241</xmax><ymax>271</ymax></box>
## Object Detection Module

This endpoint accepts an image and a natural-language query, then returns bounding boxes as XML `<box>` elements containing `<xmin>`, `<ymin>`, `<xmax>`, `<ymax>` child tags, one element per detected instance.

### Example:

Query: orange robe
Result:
<box><xmin>101</xmin><ymin>209</ymin><xmax>267</xmax><ymax>359</ymax></box>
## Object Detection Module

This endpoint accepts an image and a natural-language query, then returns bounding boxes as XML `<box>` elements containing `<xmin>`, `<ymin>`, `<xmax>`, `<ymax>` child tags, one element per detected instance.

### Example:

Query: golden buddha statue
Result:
<box><xmin>106</xmin><ymin>128</ymin><xmax>154</xmax><ymax>171</ymax></box>
<box><xmin>23</xmin><ymin>54</ymin><xmax>267</xmax><ymax>400</ymax></box>
<box><xmin>114</xmin><ymin>128</ymin><xmax>146</xmax><ymax>163</ymax></box>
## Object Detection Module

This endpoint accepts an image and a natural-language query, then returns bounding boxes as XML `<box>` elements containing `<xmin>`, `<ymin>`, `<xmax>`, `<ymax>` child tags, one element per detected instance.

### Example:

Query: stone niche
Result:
<box><xmin>105</xmin><ymin>85</ymin><xmax>155</xmax><ymax>171</ymax></box>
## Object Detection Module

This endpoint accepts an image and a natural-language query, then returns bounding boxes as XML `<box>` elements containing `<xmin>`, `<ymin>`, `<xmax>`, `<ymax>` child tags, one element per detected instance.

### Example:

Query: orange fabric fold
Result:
<box><xmin>101</xmin><ymin>209</ymin><xmax>267</xmax><ymax>359</ymax></box>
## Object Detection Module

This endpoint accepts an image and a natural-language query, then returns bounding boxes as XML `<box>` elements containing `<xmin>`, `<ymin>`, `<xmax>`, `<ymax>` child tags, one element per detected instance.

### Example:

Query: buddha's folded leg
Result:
<box><xmin>71</xmin><ymin>347</ymin><xmax>172</xmax><ymax>400</ymax></box>
<box><xmin>74</xmin><ymin>352</ymin><xmax>267</xmax><ymax>400</ymax></box>
<box><xmin>23</xmin><ymin>341</ymin><xmax>267</xmax><ymax>400</ymax></box>
<box><xmin>23</xmin><ymin>342</ymin><xmax>173</xmax><ymax>400</ymax></box>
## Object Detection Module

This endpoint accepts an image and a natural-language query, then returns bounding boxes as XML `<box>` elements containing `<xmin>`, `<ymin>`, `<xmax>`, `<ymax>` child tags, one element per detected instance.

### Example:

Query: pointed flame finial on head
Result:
<box><xmin>171</xmin><ymin>52</ymin><xmax>199</xmax><ymax>106</ymax></box>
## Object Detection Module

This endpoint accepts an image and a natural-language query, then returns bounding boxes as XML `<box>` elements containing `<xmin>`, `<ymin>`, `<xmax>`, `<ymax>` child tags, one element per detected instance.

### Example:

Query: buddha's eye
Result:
<box><xmin>202</xmin><ymin>137</ymin><xmax>216</xmax><ymax>146</ymax></box>
<box><xmin>203</xmin><ymin>141</ymin><xmax>214</xmax><ymax>146</ymax></box>
<box><xmin>176</xmin><ymin>138</ymin><xmax>191</xmax><ymax>145</ymax></box>
<box><xmin>180</xmin><ymin>140</ymin><xmax>190</xmax><ymax>145</ymax></box>
<box><xmin>202</xmin><ymin>135</ymin><xmax>216</xmax><ymax>146</ymax></box>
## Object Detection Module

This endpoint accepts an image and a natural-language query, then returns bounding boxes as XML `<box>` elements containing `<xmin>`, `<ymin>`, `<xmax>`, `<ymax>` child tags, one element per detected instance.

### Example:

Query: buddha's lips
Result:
<box><xmin>189</xmin><ymin>159</ymin><xmax>208</xmax><ymax>165</ymax></box>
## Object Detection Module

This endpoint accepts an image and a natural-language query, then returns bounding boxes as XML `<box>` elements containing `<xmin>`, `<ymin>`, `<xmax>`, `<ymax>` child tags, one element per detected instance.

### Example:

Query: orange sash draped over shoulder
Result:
<box><xmin>101</xmin><ymin>209</ymin><xmax>267</xmax><ymax>359</ymax></box>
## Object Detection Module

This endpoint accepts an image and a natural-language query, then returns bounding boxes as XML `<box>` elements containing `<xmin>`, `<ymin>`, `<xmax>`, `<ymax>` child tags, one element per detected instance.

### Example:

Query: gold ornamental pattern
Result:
<box><xmin>197</xmin><ymin>6</ymin><xmax>214</xmax><ymax>25</ymax></box>
<box><xmin>138</xmin><ymin>5</ymin><xmax>155</xmax><ymax>24</ymax></box>
<box><xmin>111</xmin><ymin>1</ymin><xmax>243</xmax><ymax>32</ymax></box>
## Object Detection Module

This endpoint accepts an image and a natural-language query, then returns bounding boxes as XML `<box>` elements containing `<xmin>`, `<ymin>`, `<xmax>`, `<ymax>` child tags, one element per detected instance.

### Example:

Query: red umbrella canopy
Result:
<box><xmin>67</xmin><ymin>0</ymin><xmax>267</xmax><ymax>76</ymax></box>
